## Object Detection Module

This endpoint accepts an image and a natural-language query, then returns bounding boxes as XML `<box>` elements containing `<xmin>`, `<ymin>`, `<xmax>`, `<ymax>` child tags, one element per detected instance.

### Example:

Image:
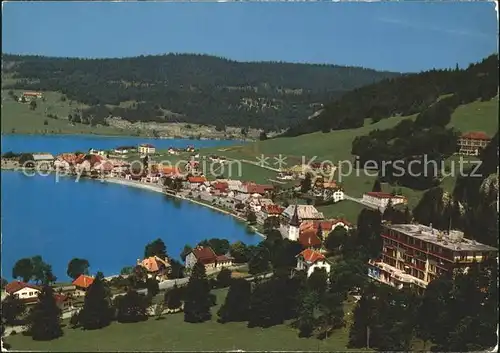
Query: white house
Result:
<box><xmin>114</xmin><ymin>147</ymin><xmax>130</xmax><ymax>155</ymax></box>
<box><xmin>362</xmin><ymin>192</ymin><xmax>407</xmax><ymax>209</ymax></box>
<box><xmin>5</xmin><ymin>281</ymin><xmax>41</xmax><ymax>301</ymax></box>
<box><xmin>138</xmin><ymin>144</ymin><xmax>156</xmax><ymax>155</ymax></box>
<box><xmin>296</xmin><ymin>249</ymin><xmax>332</xmax><ymax>277</ymax></box>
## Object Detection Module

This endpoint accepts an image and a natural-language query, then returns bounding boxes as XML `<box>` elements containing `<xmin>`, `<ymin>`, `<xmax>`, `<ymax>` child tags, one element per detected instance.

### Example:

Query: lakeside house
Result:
<box><xmin>184</xmin><ymin>176</ymin><xmax>208</xmax><ymax>189</ymax></box>
<box><xmin>281</xmin><ymin>204</ymin><xmax>324</xmax><ymax>223</ymax></box>
<box><xmin>296</xmin><ymin>249</ymin><xmax>332</xmax><ymax>277</ymax></box>
<box><xmin>32</xmin><ymin>153</ymin><xmax>55</xmax><ymax>168</ymax></box>
<box><xmin>72</xmin><ymin>274</ymin><xmax>94</xmax><ymax>296</ymax></box>
<box><xmin>457</xmin><ymin>131</ymin><xmax>491</xmax><ymax>156</ymax></box>
<box><xmin>4</xmin><ymin>281</ymin><xmax>73</xmax><ymax>311</ymax></box>
<box><xmin>185</xmin><ymin>246</ymin><xmax>234</xmax><ymax>272</ymax></box>
<box><xmin>137</xmin><ymin>256</ymin><xmax>171</xmax><ymax>279</ymax></box>
<box><xmin>256</xmin><ymin>204</ymin><xmax>284</xmax><ymax>225</ymax></box>
<box><xmin>114</xmin><ymin>146</ymin><xmax>131</xmax><ymax>155</ymax></box>
<box><xmin>368</xmin><ymin>223</ymin><xmax>498</xmax><ymax>293</ymax></box>
<box><xmin>138</xmin><ymin>144</ymin><xmax>156</xmax><ymax>155</ymax></box>
<box><xmin>5</xmin><ymin>281</ymin><xmax>41</xmax><ymax>302</ymax></box>
<box><xmin>362</xmin><ymin>192</ymin><xmax>407</xmax><ymax>209</ymax></box>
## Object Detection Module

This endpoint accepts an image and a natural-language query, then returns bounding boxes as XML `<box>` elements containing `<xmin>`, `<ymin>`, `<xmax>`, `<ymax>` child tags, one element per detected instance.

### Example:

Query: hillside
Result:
<box><xmin>1</xmin><ymin>53</ymin><xmax>400</xmax><ymax>132</ymax></box>
<box><xmin>284</xmin><ymin>54</ymin><xmax>498</xmax><ymax>137</ymax></box>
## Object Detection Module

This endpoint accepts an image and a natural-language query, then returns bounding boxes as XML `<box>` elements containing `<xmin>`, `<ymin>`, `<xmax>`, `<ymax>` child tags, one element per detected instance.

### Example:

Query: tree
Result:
<box><xmin>325</xmin><ymin>227</ymin><xmax>348</xmax><ymax>253</ymax></box>
<box><xmin>1</xmin><ymin>295</ymin><xmax>26</xmax><ymax>325</ymax></box>
<box><xmin>120</xmin><ymin>266</ymin><xmax>134</xmax><ymax>276</ymax></box>
<box><xmin>355</xmin><ymin>209</ymin><xmax>382</xmax><ymax>260</ymax></box>
<box><xmin>372</xmin><ymin>179</ymin><xmax>382</xmax><ymax>192</ymax></box>
<box><xmin>229</xmin><ymin>241</ymin><xmax>250</xmax><ymax>263</ymax></box>
<box><xmin>12</xmin><ymin>258</ymin><xmax>34</xmax><ymax>282</ymax></box>
<box><xmin>316</xmin><ymin>292</ymin><xmax>345</xmax><ymax>339</ymax></box>
<box><xmin>30</xmin><ymin>256</ymin><xmax>52</xmax><ymax>284</ymax></box>
<box><xmin>144</xmin><ymin>238</ymin><xmax>167</xmax><ymax>259</ymax></box>
<box><xmin>26</xmin><ymin>285</ymin><xmax>62</xmax><ymax>341</ymax></box>
<box><xmin>307</xmin><ymin>268</ymin><xmax>328</xmax><ymax>297</ymax></box>
<box><xmin>259</xmin><ymin>131</ymin><xmax>268</xmax><ymax>140</ymax></box>
<box><xmin>246</xmin><ymin>211</ymin><xmax>257</xmax><ymax>224</ymax></box>
<box><xmin>67</xmin><ymin>258</ymin><xmax>90</xmax><ymax>280</ymax></box>
<box><xmin>301</xmin><ymin>173</ymin><xmax>312</xmax><ymax>193</ymax></box>
<box><xmin>198</xmin><ymin>238</ymin><xmax>230</xmax><ymax>256</ymax></box>
<box><xmin>29</xmin><ymin>100</ymin><xmax>37</xmax><ymax>110</ymax></box>
<box><xmin>180</xmin><ymin>244</ymin><xmax>192</xmax><ymax>262</ymax></box>
<box><xmin>0</xmin><ymin>277</ymin><xmax>7</xmax><ymax>290</ymax></box>
<box><xmin>43</xmin><ymin>119</ymin><xmax>48</xmax><ymax>126</ymax></box>
<box><xmin>215</xmin><ymin>268</ymin><xmax>232</xmax><ymax>288</ymax></box>
<box><xmin>165</xmin><ymin>284</ymin><xmax>183</xmax><ymax>310</ymax></box>
<box><xmin>248</xmin><ymin>244</ymin><xmax>271</xmax><ymax>275</ymax></box>
<box><xmin>78</xmin><ymin>272</ymin><xmax>113</xmax><ymax>330</ymax></box>
<box><xmin>248</xmin><ymin>278</ymin><xmax>285</xmax><ymax>328</ymax></box>
<box><xmin>184</xmin><ymin>262</ymin><xmax>212</xmax><ymax>323</ymax></box>
<box><xmin>295</xmin><ymin>289</ymin><xmax>319</xmax><ymax>337</ymax></box>
<box><xmin>167</xmin><ymin>259</ymin><xmax>185</xmax><ymax>280</ymax></box>
<box><xmin>146</xmin><ymin>277</ymin><xmax>159</xmax><ymax>298</ymax></box>
<box><xmin>263</xmin><ymin>216</ymin><xmax>280</xmax><ymax>232</ymax></box>
<box><xmin>382</xmin><ymin>199</ymin><xmax>395</xmax><ymax>222</ymax></box>
<box><xmin>115</xmin><ymin>290</ymin><xmax>148</xmax><ymax>323</ymax></box>
<box><xmin>217</xmin><ymin>278</ymin><xmax>251</xmax><ymax>323</ymax></box>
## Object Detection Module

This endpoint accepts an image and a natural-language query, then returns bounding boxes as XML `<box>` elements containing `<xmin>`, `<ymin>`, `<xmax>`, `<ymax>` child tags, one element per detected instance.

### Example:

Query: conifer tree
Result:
<box><xmin>27</xmin><ymin>285</ymin><xmax>63</xmax><ymax>341</ymax></box>
<box><xmin>217</xmin><ymin>278</ymin><xmax>251</xmax><ymax>323</ymax></box>
<box><xmin>184</xmin><ymin>262</ymin><xmax>212</xmax><ymax>323</ymax></box>
<box><xmin>78</xmin><ymin>272</ymin><xmax>113</xmax><ymax>330</ymax></box>
<box><xmin>372</xmin><ymin>179</ymin><xmax>382</xmax><ymax>192</ymax></box>
<box><xmin>116</xmin><ymin>290</ymin><xmax>148</xmax><ymax>323</ymax></box>
<box><xmin>165</xmin><ymin>284</ymin><xmax>183</xmax><ymax>310</ymax></box>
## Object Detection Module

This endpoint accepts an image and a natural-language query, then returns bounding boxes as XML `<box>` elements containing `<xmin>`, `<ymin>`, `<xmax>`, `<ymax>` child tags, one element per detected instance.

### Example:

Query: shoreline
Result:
<box><xmin>104</xmin><ymin>177</ymin><xmax>266</xmax><ymax>238</ymax></box>
<box><xmin>1</xmin><ymin>132</ymin><xmax>253</xmax><ymax>143</ymax></box>
<box><xmin>1</xmin><ymin>166</ymin><xmax>265</xmax><ymax>239</ymax></box>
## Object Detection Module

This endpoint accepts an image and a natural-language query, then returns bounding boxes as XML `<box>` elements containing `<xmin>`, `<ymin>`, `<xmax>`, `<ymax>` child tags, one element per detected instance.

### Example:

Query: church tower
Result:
<box><xmin>288</xmin><ymin>203</ymin><xmax>301</xmax><ymax>241</ymax></box>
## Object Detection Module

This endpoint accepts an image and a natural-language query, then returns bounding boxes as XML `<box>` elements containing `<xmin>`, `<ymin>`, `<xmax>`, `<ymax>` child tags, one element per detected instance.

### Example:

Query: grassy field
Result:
<box><xmin>198</xmin><ymin>97</ymin><xmax>498</xmax><ymax>211</ymax></box>
<box><xmin>448</xmin><ymin>98</ymin><xmax>498</xmax><ymax>136</ymax></box>
<box><xmin>5</xmin><ymin>288</ymin><xmax>363</xmax><ymax>352</ymax></box>
<box><xmin>0</xmin><ymin>89</ymin><xmax>134</xmax><ymax>136</ymax></box>
<box><xmin>317</xmin><ymin>200</ymin><xmax>369</xmax><ymax>224</ymax></box>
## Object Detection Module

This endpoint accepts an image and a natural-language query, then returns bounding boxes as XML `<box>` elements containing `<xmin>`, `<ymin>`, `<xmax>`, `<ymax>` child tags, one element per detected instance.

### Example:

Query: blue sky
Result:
<box><xmin>2</xmin><ymin>1</ymin><xmax>498</xmax><ymax>72</ymax></box>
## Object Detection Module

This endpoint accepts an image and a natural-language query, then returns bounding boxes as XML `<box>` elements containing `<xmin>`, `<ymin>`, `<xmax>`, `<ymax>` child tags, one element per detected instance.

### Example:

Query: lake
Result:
<box><xmin>1</xmin><ymin>135</ymin><xmax>260</xmax><ymax>281</ymax></box>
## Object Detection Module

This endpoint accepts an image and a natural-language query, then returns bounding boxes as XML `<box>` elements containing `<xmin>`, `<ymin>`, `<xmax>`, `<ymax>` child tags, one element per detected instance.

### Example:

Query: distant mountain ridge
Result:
<box><xmin>1</xmin><ymin>53</ymin><xmax>401</xmax><ymax>131</ymax></box>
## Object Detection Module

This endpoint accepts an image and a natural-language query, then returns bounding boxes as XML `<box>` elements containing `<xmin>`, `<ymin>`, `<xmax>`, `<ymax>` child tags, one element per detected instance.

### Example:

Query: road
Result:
<box><xmin>343</xmin><ymin>194</ymin><xmax>385</xmax><ymax>212</ymax></box>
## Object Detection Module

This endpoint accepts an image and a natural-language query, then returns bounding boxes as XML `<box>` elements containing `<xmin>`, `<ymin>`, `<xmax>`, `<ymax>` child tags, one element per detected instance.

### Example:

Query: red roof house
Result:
<box><xmin>72</xmin><ymin>274</ymin><xmax>94</xmax><ymax>290</ymax></box>
<box><xmin>188</xmin><ymin>176</ymin><xmax>207</xmax><ymax>184</ymax></box>
<box><xmin>5</xmin><ymin>281</ymin><xmax>41</xmax><ymax>295</ymax></box>
<box><xmin>298</xmin><ymin>230</ymin><xmax>322</xmax><ymax>249</ymax></box>
<box><xmin>297</xmin><ymin>248</ymin><xmax>326</xmax><ymax>263</ymax></box>
<box><xmin>461</xmin><ymin>131</ymin><xmax>491</xmax><ymax>141</ymax></box>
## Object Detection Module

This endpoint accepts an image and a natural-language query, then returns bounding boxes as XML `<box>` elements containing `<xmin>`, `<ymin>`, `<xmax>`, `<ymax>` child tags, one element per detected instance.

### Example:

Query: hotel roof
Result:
<box><xmin>384</xmin><ymin>223</ymin><xmax>498</xmax><ymax>252</ymax></box>
<box><xmin>461</xmin><ymin>131</ymin><xmax>491</xmax><ymax>141</ymax></box>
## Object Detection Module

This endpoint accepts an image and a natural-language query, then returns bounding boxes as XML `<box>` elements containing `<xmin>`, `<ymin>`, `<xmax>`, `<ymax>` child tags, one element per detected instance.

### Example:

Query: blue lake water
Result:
<box><xmin>0</xmin><ymin>134</ymin><xmax>239</xmax><ymax>155</ymax></box>
<box><xmin>1</xmin><ymin>135</ymin><xmax>259</xmax><ymax>282</ymax></box>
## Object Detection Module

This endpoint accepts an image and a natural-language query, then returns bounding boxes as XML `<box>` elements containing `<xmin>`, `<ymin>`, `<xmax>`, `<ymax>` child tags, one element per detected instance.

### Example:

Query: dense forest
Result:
<box><xmin>1</xmin><ymin>53</ymin><xmax>400</xmax><ymax>131</ymax></box>
<box><xmin>284</xmin><ymin>54</ymin><xmax>498</xmax><ymax>136</ymax></box>
<box><xmin>348</xmin><ymin>55</ymin><xmax>498</xmax><ymax>190</ymax></box>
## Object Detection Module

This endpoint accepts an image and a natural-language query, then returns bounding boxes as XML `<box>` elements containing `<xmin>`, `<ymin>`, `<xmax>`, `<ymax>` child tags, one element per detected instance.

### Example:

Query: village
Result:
<box><xmin>2</xmin><ymin>138</ymin><xmax>497</xmax><ymax>338</ymax></box>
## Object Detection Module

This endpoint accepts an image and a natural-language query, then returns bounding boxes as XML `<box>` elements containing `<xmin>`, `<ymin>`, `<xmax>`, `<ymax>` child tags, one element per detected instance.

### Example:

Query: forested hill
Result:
<box><xmin>1</xmin><ymin>53</ymin><xmax>400</xmax><ymax>131</ymax></box>
<box><xmin>283</xmin><ymin>54</ymin><xmax>499</xmax><ymax>137</ymax></box>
